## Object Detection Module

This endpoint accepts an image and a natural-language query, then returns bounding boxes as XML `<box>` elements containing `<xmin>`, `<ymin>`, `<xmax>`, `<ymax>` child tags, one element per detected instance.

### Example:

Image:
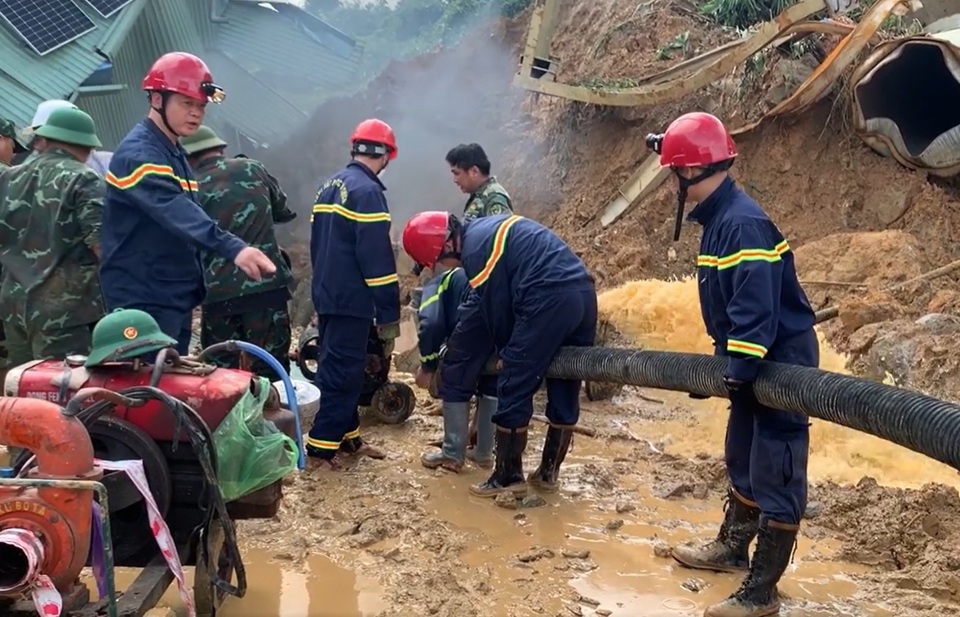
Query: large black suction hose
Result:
<box><xmin>546</xmin><ymin>347</ymin><xmax>960</xmax><ymax>471</ymax></box>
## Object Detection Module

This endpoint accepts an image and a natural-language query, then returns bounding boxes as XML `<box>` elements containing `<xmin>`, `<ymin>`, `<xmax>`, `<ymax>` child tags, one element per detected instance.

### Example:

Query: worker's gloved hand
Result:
<box><xmin>415</xmin><ymin>366</ymin><xmax>433</xmax><ymax>390</ymax></box>
<box><xmin>723</xmin><ymin>376</ymin><xmax>757</xmax><ymax>406</ymax></box>
<box><xmin>377</xmin><ymin>322</ymin><xmax>401</xmax><ymax>357</ymax></box>
<box><xmin>234</xmin><ymin>246</ymin><xmax>277</xmax><ymax>281</ymax></box>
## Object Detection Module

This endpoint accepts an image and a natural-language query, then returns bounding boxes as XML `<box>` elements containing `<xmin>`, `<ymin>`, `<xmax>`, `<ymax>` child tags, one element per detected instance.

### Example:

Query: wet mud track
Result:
<box><xmin>209</xmin><ymin>386</ymin><xmax>959</xmax><ymax>617</ymax></box>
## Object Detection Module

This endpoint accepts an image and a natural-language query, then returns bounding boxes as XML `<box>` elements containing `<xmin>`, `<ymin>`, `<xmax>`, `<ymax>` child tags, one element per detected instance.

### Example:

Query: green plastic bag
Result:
<box><xmin>213</xmin><ymin>376</ymin><xmax>299</xmax><ymax>501</ymax></box>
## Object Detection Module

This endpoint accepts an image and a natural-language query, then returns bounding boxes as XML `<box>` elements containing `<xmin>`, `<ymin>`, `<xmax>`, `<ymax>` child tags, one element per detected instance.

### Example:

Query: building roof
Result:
<box><xmin>0</xmin><ymin>0</ymin><xmax>361</xmax><ymax>141</ymax></box>
<box><xmin>0</xmin><ymin>0</ymin><xmax>144</xmax><ymax>130</ymax></box>
<box><xmin>202</xmin><ymin>49</ymin><xmax>310</xmax><ymax>147</ymax></box>
<box><xmin>215</xmin><ymin>1</ymin><xmax>363</xmax><ymax>89</ymax></box>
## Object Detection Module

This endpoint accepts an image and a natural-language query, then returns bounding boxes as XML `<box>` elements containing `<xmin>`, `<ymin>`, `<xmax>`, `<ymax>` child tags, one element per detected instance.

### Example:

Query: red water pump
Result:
<box><xmin>0</xmin><ymin>396</ymin><xmax>102</xmax><ymax>604</ymax></box>
<box><xmin>3</xmin><ymin>353</ymin><xmax>298</xmax><ymax>569</ymax></box>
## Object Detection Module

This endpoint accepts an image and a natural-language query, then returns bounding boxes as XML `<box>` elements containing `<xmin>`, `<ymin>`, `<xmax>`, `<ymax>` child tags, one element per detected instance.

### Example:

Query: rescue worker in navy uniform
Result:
<box><xmin>410</xmin><ymin>260</ymin><xmax>498</xmax><ymax>473</ymax></box>
<box><xmin>100</xmin><ymin>52</ymin><xmax>276</xmax><ymax>353</ymax></box>
<box><xmin>402</xmin><ymin>211</ymin><xmax>597</xmax><ymax>498</ymax></box>
<box><xmin>647</xmin><ymin>112</ymin><xmax>818</xmax><ymax>617</ymax></box>
<box><xmin>307</xmin><ymin>119</ymin><xmax>401</xmax><ymax>469</ymax></box>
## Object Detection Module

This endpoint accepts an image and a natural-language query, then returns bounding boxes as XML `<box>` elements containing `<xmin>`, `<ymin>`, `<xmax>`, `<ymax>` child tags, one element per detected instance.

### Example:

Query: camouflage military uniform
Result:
<box><xmin>193</xmin><ymin>154</ymin><xmax>296</xmax><ymax>380</ymax></box>
<box><xmin>0</xmin><ymin>117</ymin><xmax>20</xmax><ymax>370</ymax></box>
<box><xmin>462</xmin><ymin>176</ymin><xmax>513</xmax><ymax>223</ymax></box>
<box><xmin>0</xmin><ymin>149</ymin><xmax>106</xmax><ymax>366</ymax></box>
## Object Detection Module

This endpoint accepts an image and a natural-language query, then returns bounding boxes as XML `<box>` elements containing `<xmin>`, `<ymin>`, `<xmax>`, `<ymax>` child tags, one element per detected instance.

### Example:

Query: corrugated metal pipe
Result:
<box><xmin>543</xmin><ymin>347</ymin><xmax>960</xmax><ymax>470</ymax></box>
<box><xmin>851</xmin><ymin>17</ymin><xmax>960</xmax><ymax>176</ymax></box>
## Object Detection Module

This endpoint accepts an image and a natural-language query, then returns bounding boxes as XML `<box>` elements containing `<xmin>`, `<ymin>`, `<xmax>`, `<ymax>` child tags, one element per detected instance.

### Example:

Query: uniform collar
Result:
<box><xmin>142</xmin><ymin>118</ymin><xmax>189</xmax><ymax>159</ymax></box>
<box><xmin>348</xmin><ymin>160</ymin><xmax>386</xmax><ymax>191</ymax></box>
<box><xmin>471</xmin><ymin>176</ymin><xmax>496</xmax><ymax>196</ymax></box>
<box><xmin>195</xmin><ymin>153</ymin><xmax>225</xmax><ymax>173</ymax></box>
<box><xmin>687</xmin><ymin>175</ymin><xmax>736</xmax><ymax>227</ymax></box>
<box><xmin>34</xmin><ymin>147</ymin><xmax>80</xmax><ymax>163</ymax></box>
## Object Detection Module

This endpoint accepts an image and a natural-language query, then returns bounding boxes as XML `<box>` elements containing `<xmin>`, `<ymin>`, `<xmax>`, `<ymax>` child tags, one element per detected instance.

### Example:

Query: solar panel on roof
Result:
<box><xmin>82</xmin><ymin>0</ymin><xmax>134</xmax><ymax>18</ymax></box>
<box><xmin>0</xmin><ymin>0</ymin><xmax>97</xmax><ymax>56</ymax></box>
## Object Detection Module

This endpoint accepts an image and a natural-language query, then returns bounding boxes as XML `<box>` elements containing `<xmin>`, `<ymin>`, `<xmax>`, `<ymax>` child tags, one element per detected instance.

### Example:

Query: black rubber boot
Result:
<box><xmin>672</xmin><ymin>489</ymin><xmax>761</xmax><ymax>572</ymax></box>
<box><xmin>469</xmin><ymin>426</ymin><xmax>528</xmax><ymax>498</ymax></box>
<box><xmin>703</xmin><ymin>520</ymin><xmax>799</xmax><ymax>617</ymax></box>
<box><xmin>527</xmin><ymin>424</ymin><xmax>574</xmax><ymax>493</ymax></box>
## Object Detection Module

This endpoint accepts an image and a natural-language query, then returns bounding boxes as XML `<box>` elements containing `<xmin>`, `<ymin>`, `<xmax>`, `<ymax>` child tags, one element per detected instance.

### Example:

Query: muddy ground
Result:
<box><xmin>228</xmin><ymin>382</ymin><xmax>960</xmax><ymax>617</ymax></box>
<box><xmin>172</xmin><ymin>0</ymin><xmax>960</xmax><ymax>615</ymax></box>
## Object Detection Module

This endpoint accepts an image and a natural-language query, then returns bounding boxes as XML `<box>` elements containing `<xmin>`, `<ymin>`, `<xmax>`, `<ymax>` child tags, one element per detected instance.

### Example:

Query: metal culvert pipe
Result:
<box><xmin>851</xmin><ymin>28</ymin><xmax>960</xmax><ymax>176</ymax></box>
<box><xmin>545</xmin><ymin>347</ymin><xmax>960</xmax><ymax>470</ymax></box>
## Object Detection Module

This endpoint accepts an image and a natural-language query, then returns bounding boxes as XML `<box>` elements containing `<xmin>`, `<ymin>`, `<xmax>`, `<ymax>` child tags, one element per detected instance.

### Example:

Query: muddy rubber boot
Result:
<box><xmin>469</xmin><ymin>425</ymin><xmax>528</xmax><ymax>498</ymax></box>
<box><xmin>466</xmin><ymin>395</ymin><xmax>496</xmax><ymax>469</ymax></box>
<box><xmin>704</xmin><ymin>520</ymin><xmax>798</xmax><ymax>617</ymax></box>
<box><xmin>672</xmin><ymin>490</ymin><xmax>761</xmax><ymax>573</ymax></box>
<box><xmin>526</xmin><ymin>424</ymin><xmax>574</xmax><ymax>493</ymax></box>
<box><xmin>421</xmin><ymin>401</ymin><xmax>469</xmax><ymax>473</ymax></box>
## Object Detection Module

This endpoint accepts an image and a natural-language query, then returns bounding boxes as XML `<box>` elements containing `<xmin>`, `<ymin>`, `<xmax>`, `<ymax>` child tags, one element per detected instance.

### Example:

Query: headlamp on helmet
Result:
<box><xmin>201</xmin><ymin>82</ymin><xmax>226</xmax><ymax>104</ymax></box>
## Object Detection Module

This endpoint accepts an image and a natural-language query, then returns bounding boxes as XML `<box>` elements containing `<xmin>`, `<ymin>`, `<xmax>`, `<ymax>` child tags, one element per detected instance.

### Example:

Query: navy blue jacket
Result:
<box><xmin>417</xmin><ymin>266</ymin><xmax>468</xmax><ymax>370</ymax></box>
<box><xmin>100</xmin><ymin>119</ymin><xmax>246</xmax><ymax>311</ymax></box>
<box><xmin>310</xmin><ymin>161</ymin><xmax>400</xmax><ymax>324</ymax></box>
<box><xmin>688</xmin><ymin>177</ymin><xmax>816</xmax><ymax>382</ymax></box>
<box><xmin>457</xmin><ymin>214</ymin><xmax>594</xmax><ymax>347</ymax></box>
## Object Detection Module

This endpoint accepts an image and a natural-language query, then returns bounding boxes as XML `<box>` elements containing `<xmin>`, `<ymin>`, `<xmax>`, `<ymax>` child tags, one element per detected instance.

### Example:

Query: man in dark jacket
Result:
<box><xmin>100</xmin><ymin>52</ymin><xmax>275</xmax><ymax>353</ymax></box>
<box><xmin>412</xmin><ymin>264</ymin><xmax>497</xmax><ymax>472</ymax></box>
<box><xmin>307</xmin><ymin>119</ymin><xmax>401</xmax><ymax>469</ymax></box>
<box><xmin>182</xmin><ymin>125</ymin><xmax>297</xmax><ymax>380</ymax></box>
<box><xmin>648</xmin><ymin>112</ymin><xmax>819</xmax><ymax>617</ymax></box>
<box><xmin>402</xmin><ymin>211</ymin><xmax>596</xmax><ymax>498</ymax></box>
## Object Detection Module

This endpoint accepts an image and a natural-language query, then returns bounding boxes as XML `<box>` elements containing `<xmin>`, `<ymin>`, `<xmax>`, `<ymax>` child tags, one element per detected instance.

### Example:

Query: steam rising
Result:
<box><xmin>262</xmin><ymin>19</ymin><xmax>530</xmax><ymax>241</ymax></box>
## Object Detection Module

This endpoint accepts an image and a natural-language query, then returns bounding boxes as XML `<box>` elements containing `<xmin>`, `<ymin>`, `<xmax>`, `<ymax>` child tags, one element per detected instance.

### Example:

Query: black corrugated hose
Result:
<box><xmin>547</xmin><ymin>347</ymin><xmax>960</xmax><ymax>471</ymax></box>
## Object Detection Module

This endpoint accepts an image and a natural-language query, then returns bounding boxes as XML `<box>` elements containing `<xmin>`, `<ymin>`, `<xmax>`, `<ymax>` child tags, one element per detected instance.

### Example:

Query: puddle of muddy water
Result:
<box><xmin>93</xmin><ymin>552</ymin><xmax>385</xmax><ymax>617</ymax></box>
<box><xmin>420</xmin><ymin>444</ymin><xmax>894</xmax><ymax>617</ymax></box>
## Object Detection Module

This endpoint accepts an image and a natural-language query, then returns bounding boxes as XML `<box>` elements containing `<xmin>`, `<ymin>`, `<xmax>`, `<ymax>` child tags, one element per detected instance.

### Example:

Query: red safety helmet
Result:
<box><xmin>659</xmin><ymin>112</ymin><xmax>737</xmax><ymax>168</ymax></box>
<box><xmin>142</xmin><ymin>52</ymin><xmax>225</xmax><ymax>104</ymax></box>
<box><xmin>403</xmin><ymin>211</ymin><xmax>451</xmax><ymax>269</ymax></box>
<box><xmin>350</xmin><ymin>119</ymin><xmax>398</xmax><ymax>160</ymax></box>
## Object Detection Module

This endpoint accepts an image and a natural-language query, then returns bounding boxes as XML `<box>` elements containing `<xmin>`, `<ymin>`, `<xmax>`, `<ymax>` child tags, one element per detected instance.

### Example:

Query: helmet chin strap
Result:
<box><xmin>672</xmin><ymin>167</ymin><xmax>719</xmax><ymax>241</ymax></box>
<box><xmin>151</xmin><ymin>92</ymin><xmax>181</xmax><ymax>138</ymax></box>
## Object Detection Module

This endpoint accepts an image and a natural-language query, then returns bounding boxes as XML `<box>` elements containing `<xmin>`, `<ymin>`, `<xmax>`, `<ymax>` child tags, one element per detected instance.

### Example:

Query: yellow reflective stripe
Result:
<box><xmin>365</xmin><ymin>273</ymin><xmax>399</xmax><ymax>287</ymax></box>
<box><xmin>420</xmin><ymin>352</ymin><xmax>439</xmax><ymax>363</ymax></box>
<box><xmin>105</xmin><ymin>163</ymin><xmax>197</xmax><ymax>191</ymax></box>
<box><xmin>469</xmin><ymin>215</ymin><xmax>522</xmax><ymax>288</ymax></box>
<box><xmin>726</xmin><ymin>339</ymin><xmax>768</xmax><ymax>358</ymax></box>
<box><xmin>697</xmin><ymin>240</ymin><xmax>789</xmax><ymax>270</ymax></box>
<box><xmin>312</xmin><ymin>203</ymin><xmax>391</xmax><ymax>223</ymax></box>
<box><xmin>344</xmin><ymin>428</ymin><xmax>360</xmax><ymax>440</ymax></box>
<box><xmin>419</xmin><ymin>267</ymin><xmax>460</xmax><ymax>313</ymax></box>
<box><xmin>306</xmin><ymin>436</ymin><xmax>341</xmax><ymax>450</ymax></box>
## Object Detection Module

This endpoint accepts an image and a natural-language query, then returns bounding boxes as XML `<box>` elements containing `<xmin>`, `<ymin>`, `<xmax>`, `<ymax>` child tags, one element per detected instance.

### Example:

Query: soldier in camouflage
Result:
<box><xmin>445</xmin><ymin>143</ymin><xmax>514</xmax><ymax>223</ymax></box>
<box><xmin>0</xmin><ymin>116</ymin><xmax>28</xmax><ymax>167</ymax></box>
<box><xmin>0</xmin><ymin>116</ymin><xmax>29</xmax><ymax>376</ymax></box>
<box><xmin>181</xmin><ymin>125</ymin><xmax>296</xmax><ymax>381</ymax></box>
<box><xmin>0</xmin><ymin>107</ymin><xmax>106</xmax><ymax>368</ymax></box>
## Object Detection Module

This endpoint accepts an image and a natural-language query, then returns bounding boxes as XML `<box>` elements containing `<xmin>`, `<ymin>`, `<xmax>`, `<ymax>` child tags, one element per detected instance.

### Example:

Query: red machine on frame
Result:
<box><xmin>2</xmin><ymin>350</ymin><xmax>299</xmax><ymax>617</ymax></box>
<box><xmin>0</xmin><ymin>396</ymin><xmax>101</xmax><ymax>602</ymax></box>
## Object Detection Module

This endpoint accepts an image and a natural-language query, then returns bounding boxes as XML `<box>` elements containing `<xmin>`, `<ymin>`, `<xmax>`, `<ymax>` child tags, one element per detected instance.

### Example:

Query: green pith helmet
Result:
<box><xmin>85</xmin><ymin>309</ymin><xmax>178</xmax><ymax>367</ymax></box>
<box><xmin>34</xmin><ymin>107</ymin><xmax>102</xmax><ymax>149</ymax></box>
<box><xmin>180</xmin><ymin>125</ymin><xmax>227</xmax><ymax>155</ymax></box>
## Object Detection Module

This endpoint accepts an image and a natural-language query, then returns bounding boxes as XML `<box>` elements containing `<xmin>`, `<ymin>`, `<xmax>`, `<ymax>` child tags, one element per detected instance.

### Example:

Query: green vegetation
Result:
<box><xmin>306</xmin><ymin>0</ymin><xmax>532</xmax><ymax>78</ymax></box>
<box><xmin>697</xmin><ymin>0</ymin><xmax>796</xmax><ymax>30</ymax></box>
